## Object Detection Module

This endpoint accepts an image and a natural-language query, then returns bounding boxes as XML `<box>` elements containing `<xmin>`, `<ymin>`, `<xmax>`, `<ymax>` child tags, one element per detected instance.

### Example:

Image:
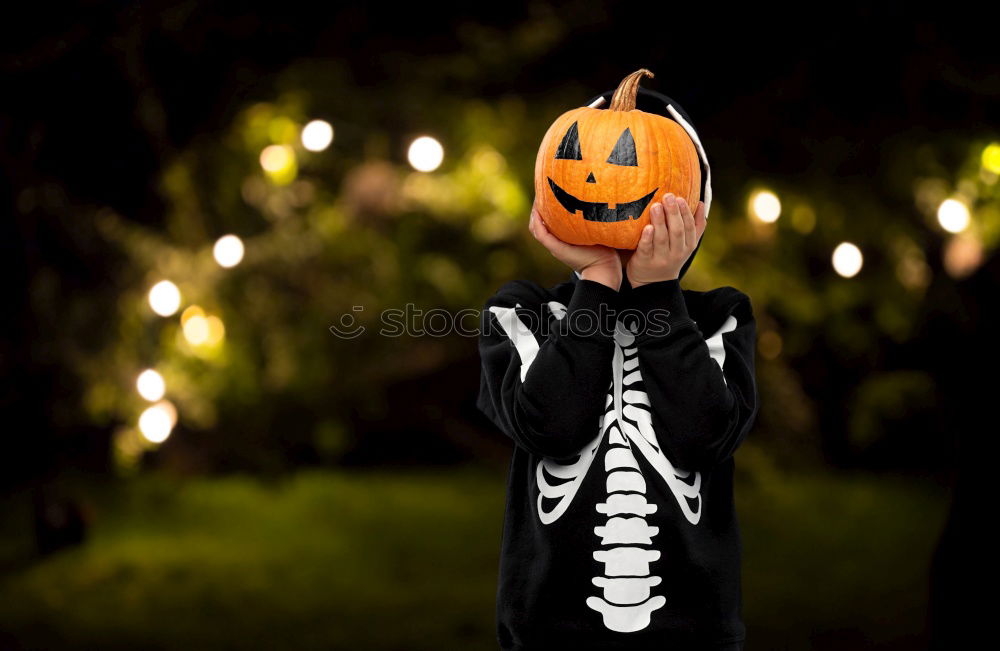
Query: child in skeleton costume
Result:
<box><xmin>477</xmin><ymin>87</ymin><xmax>759</xmax><ymax>651</ymax></box>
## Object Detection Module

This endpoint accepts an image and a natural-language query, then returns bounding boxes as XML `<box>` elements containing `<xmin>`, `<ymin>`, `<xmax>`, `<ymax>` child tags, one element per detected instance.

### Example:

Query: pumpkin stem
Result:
<box><xmin>609</xmin><ymin>69</ymin><xmax>654</xmax><ymax>112</ymax></box>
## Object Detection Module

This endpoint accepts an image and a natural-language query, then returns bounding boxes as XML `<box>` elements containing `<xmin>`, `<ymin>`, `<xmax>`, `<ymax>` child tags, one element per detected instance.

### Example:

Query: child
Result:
<box><xmin>476</xmin><ymin>87</ymin><xmax>759</xmax><ymax>650</ymax></box>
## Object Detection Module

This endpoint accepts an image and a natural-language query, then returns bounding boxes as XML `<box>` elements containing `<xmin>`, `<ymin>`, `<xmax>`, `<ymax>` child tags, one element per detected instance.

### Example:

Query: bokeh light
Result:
<box><xmin>943</xmin><ymin>233</ymin><xmax>983</xmax><ymax>278</ymax></box>
<box><xmin>301</xmin><ymin>120</ymin><xmax>334</xmax><ymax>152</ymax></box>
<box><xmin>260</xmin><ymin>144</ymin><xmax>295</xmax><ymax>173</ymax></box>
<box><xmin>472</xmin><ymin>146</ymin><xmax>506</xmax><ymax>175</ymax></box>
<box><xmin>148</xmin><ymin>280</ymin><xmax>181</xmax><ymax>317</ymax></box>
<box><xmin>790</xmin><ymin>204</ymin><xmax>816</xmax><ymax>233</ymax></box>
<box><xmin>139</xmin><ymin>400</ymin><xmax>176</xmax><ymax>443</ymax></box>
<box><xmin>896</xmin><ymin>255</ymin><xmax>932</xmax><ymax>290</ymax></box>
<box><xmin>179</xmin><ymin>305</ymin><xmax>224</xmax><ymax>347</ymax></box>
<box><xmin>183</xmin><ymin>314</ymin><xmax>210</xmax><ymax>345</ymax></box>
<box><xmin>832</xmin><ymin>242</ymin><xmax>863</xmax><ymax>278</ymax></box>
<box><xmin>937</xmin><ymin>198</ymin><xmax>970</xmax><ymax>233</ymax></box>
<box><xmin>758</xmin><ymin>330</ymin><xmax>783</xmax><ymax>360</ymax></box>
<box><xmin>407</xmin><ymin>136</ymin><xmax>444</xmax><ymax>172</ymax></box>
<box><xmin>213</xmin><ymin>234</ymin><xmax>245</xmax><ymax>268</ymax></box>
<box><xmin>982</xmin><ymin>142</ymin><xmax>1000</xmax><ymax>174</ymax></box>
<box><xmin>136</xmin><ymin>369</ymin><xmax>165</xmax><ymax>402</ymax></box>
<box><xmin>205</xmin><ymin>315</ymin><xmax>225</xmax><ymax>345</ymax></box>
<box><xmin>750</xmin><ymin>190</ymin><xmax>782</xmax><ymax>223</ymax></box>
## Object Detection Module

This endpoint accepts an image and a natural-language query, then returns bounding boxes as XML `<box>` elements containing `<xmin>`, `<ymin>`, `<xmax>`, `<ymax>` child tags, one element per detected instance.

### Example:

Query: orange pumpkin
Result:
<box><xmin>534</xmin><ymin>69</ymin><xmax>702</xmax><ymax>249</ymax></box>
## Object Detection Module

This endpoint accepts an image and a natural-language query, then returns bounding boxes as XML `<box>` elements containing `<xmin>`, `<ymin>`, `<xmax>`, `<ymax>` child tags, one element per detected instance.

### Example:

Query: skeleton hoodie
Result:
<box><xmin>476</xmin><ymin>87</ymin><xmax>759</xmax><ymax>650</ymax></box>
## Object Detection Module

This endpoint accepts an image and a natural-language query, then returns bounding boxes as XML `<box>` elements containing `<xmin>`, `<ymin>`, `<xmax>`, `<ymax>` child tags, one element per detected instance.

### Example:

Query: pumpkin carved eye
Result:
<box><xmin>554</xmin><ymin>121</ymin><xmax>582</xmax><ymax>160</ymax></box>
<box><xmin>606</xmin><ymin>127</ymin><xmax>638</xmax><ymax>166</ymax></box>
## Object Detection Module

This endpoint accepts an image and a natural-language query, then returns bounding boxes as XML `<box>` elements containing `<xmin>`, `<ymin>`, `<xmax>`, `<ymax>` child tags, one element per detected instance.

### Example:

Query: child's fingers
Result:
<box><xmin>665</xmin><ymin>194</ymin><xmax>685</xmax><ymax>251</ymax></box>
<box><xmin>536</xmin><ymin>215</ymin><xmax>558</xmax><ymax>243</ymax></box>
<box><xmin>534</xmin><ymin>216</ymin><xmax>557</xmax><ymax>246</ymax></box>
<box><xmin>529</xmin><ymin>206</ymin><xmax>548</xmax><ymax>238</ymax></box>
<box><xmin>651</xmin><ymin>202</ymin><xmax>668</xmax><ymax>253</ymax></box>
<box><xmin>529</xmin><ymin>207</ymin><xmax>550</xmax><ymax>244</ymax></box>
<box><xmin>635</xmin><ymin>224</ymin><xmax>654</xmax><ymax>258</ymax></box>
<box><xmin>694</xmin><ymin>200</ymin><xmax>707</xmax><ymax>238</ymax></box>
<box><xmin>678</xmin><ymin>197</ymin><xmax>696</xmax><ymax>251</ymax></box>
<box><xmin>531</xmin><ymin>209</ymin><xmax>572</xmax><ymax>254</ymax></box>
<box><xmin>528</xmin><ymin>207</ymin><xmax>541</xmax><ymax>239</ymax></box>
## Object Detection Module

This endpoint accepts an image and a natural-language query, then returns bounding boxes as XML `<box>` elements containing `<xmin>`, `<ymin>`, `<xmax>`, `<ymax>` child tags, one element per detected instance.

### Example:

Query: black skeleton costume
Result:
<box><xmin>476</xmin><ymin>87</ymin><xmax>759</xmax><ymax>650</ymax></box>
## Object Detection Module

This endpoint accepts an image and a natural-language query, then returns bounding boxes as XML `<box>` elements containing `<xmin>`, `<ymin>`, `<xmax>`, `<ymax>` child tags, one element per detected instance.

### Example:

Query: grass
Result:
<box><xmin>735</xmin><ymin>454</ymin><xmax>947</xmax><ymax>650</ymax></box>
<box><xmin>0</xmin><ymin>457</ymin><xmax>948</xmax><ymax>650</ymax></box>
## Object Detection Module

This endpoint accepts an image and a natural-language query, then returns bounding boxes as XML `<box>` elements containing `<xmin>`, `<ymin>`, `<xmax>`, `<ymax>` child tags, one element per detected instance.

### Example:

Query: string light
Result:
<box><xmin>943</xmin><ymin>233</ymin><xmax>983</xmax><ymax>278</ymax></box>
<box><xmin>832</xmin><ymin>242</ymin><xmax>863</xmax><ymax>278</ymax></box>
<box><xmin>937</xmin><ymin>198</ymin><xmax>970</xmax><ymax>233</ymax></box>
<box><xmin>183</xmin><ymin>314</ymin><xmax>210</xmax><ymax>345</ymax></box>
<box><xmin>139</xmin><ymin>400</ymin><xmax>176</xmax><ymax>443</ymax></box>
<box><xmin>180</xmin><ymin>305</ymin><xmax>224</xmax><ymax>347</ymax></box>
<box><xmin>260</xmin><ymin>144</ymin><xmax>295</xmax><ymax>174</ymax></box>
<box><xmin>181</xmin><ymin>305</ymin><xmax>203</xmax><ymax>325</ymax></box>
<box><xmin>301</xmin><ymin>120</ymin><xmax>334</xmax><ymax>152</ymax></box>
<box><xmin>407</xmin><ymin>136</ymin><xmax>444</xmax><ymax>172</ymax></box>
<box><xmin>136</xmin><ymin>369</ymin><xmax>165</xmax><ymax>402</ymax></box>
<box><xmin>982</xmin><ymin>143</ymin><xmax>1000</xmax><ymax>175</ymax></box>
<box><xmin>213</xmin><ymin>234</ymin><xmax>245</xmax><ymax>268</ymax></box>
<box><xmin>148</xmin><ymin>281</ymin><xmax>181</xmax><ymax>317</ymax></box>
<box><xmin>205</xmin><ymin>315</ymin><xmax>225</xmax><ymax>345</ymax></box>
<box><xmin>749</xmin><ymin>189</ymin><xmax>781</xmax><ymax>223</ymax></box>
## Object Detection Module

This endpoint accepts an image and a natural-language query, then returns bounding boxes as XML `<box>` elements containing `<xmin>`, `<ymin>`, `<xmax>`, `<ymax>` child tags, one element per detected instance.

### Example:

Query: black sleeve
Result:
<box><xmin>626</xmin><ymin>279</ymin><xmax>759</xmax><ymax>470</ymax></box>
<box><xmin>476</xmin><ymin>278</ymin><xmax>621</xmax><ymax>462</ymax></box>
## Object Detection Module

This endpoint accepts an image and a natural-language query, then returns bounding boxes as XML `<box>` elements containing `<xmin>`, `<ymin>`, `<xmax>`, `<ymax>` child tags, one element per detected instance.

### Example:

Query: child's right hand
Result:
<box><xmin>528</xmin><ymin>202</ymin><xmax>623</xmax><ymax>290</ymax></box>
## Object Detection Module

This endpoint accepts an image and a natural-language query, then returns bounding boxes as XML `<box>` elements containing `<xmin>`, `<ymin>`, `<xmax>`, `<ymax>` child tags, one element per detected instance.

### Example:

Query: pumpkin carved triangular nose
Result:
<box><xmin>586</xmin><ymin>172</ymin><xmax>596</xmax><ymax>183</ymax></box>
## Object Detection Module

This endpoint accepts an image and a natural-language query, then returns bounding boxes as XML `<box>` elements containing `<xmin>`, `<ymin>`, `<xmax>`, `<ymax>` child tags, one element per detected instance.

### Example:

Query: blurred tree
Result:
<box><xmin>4</xmin><ymin>3</ymin><xmax>998</xmax><ymax>480</ymax></box>
<box><xmin>25</xmin><ymin>51</ymin><xmax>1000</xmax><ymax>476</ymax></box>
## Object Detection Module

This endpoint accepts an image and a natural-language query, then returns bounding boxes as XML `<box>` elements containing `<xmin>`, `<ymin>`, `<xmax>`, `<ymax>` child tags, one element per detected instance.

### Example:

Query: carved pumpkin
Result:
<box><xmin>534</xmin><ymin>69</ymin><xmax>702</xmax><ymax>249</ymax></box>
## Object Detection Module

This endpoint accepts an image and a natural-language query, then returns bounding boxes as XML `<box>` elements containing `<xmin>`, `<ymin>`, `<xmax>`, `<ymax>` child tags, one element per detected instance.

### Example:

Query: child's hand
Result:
<box><xmin>622</xmin><ymin>193</ymin><xmax>706</xmax><ymax>288</ymax></box>
<box><xmin>529</xmin><ymin>202</ymin><xmax>623</xmax><ymax>290</ymax></box>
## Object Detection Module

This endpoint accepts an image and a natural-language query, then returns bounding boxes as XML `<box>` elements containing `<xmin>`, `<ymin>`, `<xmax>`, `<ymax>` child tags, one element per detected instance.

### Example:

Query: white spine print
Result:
<box><xmin>586</xmin><ymin>320</ymin><xmax>668</xmax><ymax>632</ymax></box>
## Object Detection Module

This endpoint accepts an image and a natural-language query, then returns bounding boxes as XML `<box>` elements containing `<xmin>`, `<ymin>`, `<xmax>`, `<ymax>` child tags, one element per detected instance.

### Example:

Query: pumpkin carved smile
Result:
<box><xmin>546</xmin><ymin>177</ymin><xmax>658</xmax><ymax>223</ymax></box>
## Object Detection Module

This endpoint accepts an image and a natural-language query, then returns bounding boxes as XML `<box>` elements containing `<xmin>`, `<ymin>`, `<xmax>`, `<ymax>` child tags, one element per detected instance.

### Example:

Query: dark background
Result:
<box><xmin>1</xmin><ymin>2</ymin><xmax>996</xmax><ymax>649</ymax></box>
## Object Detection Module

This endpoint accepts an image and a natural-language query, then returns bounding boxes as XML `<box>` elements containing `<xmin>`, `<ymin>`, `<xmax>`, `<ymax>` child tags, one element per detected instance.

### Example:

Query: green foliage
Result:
<box><xmin>50</xmin><ymin>36</ymin><xmax>998</xmax><ymax>471</ymax></box>
<box><xmin>86</xmin><ymin>83</ymin><xmax>569</xmax><ymax>471</ymax></box>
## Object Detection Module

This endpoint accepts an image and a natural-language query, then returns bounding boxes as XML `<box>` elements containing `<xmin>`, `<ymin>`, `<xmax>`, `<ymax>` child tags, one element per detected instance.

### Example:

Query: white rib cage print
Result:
<box><xmin>490</xmin><ymin>299</ymin><xmax>737</xmax><ymax>634</ymax></box>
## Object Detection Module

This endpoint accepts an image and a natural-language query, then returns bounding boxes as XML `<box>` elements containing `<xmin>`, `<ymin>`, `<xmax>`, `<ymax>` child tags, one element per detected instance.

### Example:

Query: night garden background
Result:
<box><xmin>2</xmin><ymin>2</ymin><xmax>997</xmax><ymax>649</ymax></box>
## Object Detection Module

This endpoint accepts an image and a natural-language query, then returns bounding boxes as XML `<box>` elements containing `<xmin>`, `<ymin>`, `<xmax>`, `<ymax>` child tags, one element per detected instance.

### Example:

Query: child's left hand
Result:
<box><xmin>621</xmin><ymin>193</ymin><xmax>706</xmax><ymax>288</ymax></box>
